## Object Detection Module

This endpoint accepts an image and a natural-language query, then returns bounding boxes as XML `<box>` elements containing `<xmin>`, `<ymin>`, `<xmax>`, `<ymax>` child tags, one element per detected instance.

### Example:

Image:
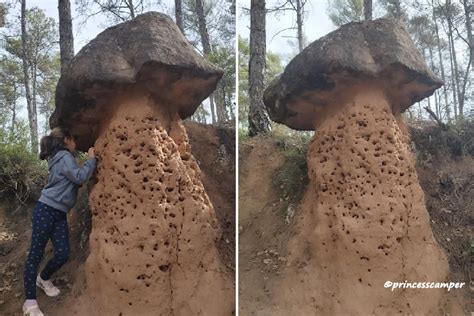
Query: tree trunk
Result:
<box><xmin>126</xmin><ymin>0</ymin><xmax>135</xmax><ymax>18</ymax></box>
<box><xmin>21</xmin><ymin>0</ymin><xmax>38</xmax><ymax>154</ymax></box>
<box><xmin>424</xmin><ymin>106</ymin><xmax>448</xmax><ymax>130</ymax></box>
<box><xmin>32</xmin><ymin>65</ymin><xmax>39</xmax><ymax>131</ymax></box>
<box><xmin>209</xmin><ymin>95</ymin><xmax>216</xmax><ymax>124</ymax></box>
<box><xmin>460</xmin><ymin>0</ymin><xmax>472</xmax><ymax>118</ymax></box>
<box><xmin>449</xmin><ymin>30</ymin><xmax>462</xmax><ymax>118</ymax></box>
<box><xmin>461</xmin><ymin>0</ymin><xmax>473</xmax><ymax>56</ymax></box>
<box><xmin>248</xmin><ymin>0</ymin><xmax>270</xmax><ymax>136</ymax></box>
<box><xmin>364</xmin><ymin>0</ymin><xmax>372</xmax><ymax>20</ymax></box>
<box><xmin>432</xmin><ymin>2</ymin><xmax>450</xmax><ymax>122</ymax></box>
<box><xmin>195</xmin><ymin>0</ymin><xmax>211</xmax><ymax>55</ymax></box>
<box><xmin>447</xmin><ymin>26</ymin><xmax>458</xmax><ymax>119</ymax></box>
<box><xmin>228</xmin><ymin>93</ymin><xmax>234</xmax><ymax>119</ymax></box>
<box><xmin>195</xmin><ymin>0</ymin><xmax>217</xmax><ymax>124</ymax></box>
<box><xmin>393</xmin><ymin>0</ymin><xmax>402</xmax><ymax>19</ymax></box>
<box><xmin>422</xmin><ymin>48</ymin><xmax>432</xmax><ymax>113</ymax></box>
<box><xmin>175</xmin><ymin>0</ymin><xmax>183</xmax><ymax>33</ymax></box>
<box><xmin>296</xmin><ymin>0</ymin><xmax>304</xmax><ymax>52</ymax></box>
<box><xmin>10</xmin><ymin>83</ymin><xmax>16</xmax><ymax>137</ymax></box>
<box><xmin>447</xmin><ymin>10</ymin><xmax>464</xmax><ymax>119</ymax></box>
<box><xmin>428</xmin><ymin>47</ymin><xmax>440</xmax><ymax>117</ymax></box>
<box><xmin>58</xmin><ymin>0</ymin><xmax>74</xmax><ymax>73</ymax></box>
<box><xmin>215</xmin><ymin>83</ymin><xmax>227</xmax><ymax>123</ymax></box>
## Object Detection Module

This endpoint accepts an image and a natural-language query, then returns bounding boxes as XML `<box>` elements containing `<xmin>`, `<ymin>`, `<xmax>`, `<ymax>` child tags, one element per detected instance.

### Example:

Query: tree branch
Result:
<box><xmin>269</xmin><ymin>26</ymin><xmax>296</xmax><ymax>43</ymax></box>
<box><xmin>424</xmin><ymin>106</ymin><xmax>448</xmax><ymax>129</ymax></box>
<box><xmin>266</xmin><ymin>0</ymin><xmax>292</xmax><ymax>13</ymax></box>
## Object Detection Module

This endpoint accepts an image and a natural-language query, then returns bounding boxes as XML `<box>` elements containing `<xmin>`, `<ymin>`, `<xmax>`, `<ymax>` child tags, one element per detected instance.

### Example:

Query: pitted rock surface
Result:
<box><xmin>262</xmin><ymin>18</ymin><xmax>449</xmax><ymax>314</ymax></box>
<box><xmin>50</xmin><ymin>12</ymin><xmax>232</xmax><ymax>315</ymax></box>
<box><xmin>268</xmin><ymin>84</ymin><xmax>448</xmax><ymax>315</ymax></box>
<box><xmin>73</xmin><ymin>91</ymin><xmax>233</xmax><ymax>315</ymax></box>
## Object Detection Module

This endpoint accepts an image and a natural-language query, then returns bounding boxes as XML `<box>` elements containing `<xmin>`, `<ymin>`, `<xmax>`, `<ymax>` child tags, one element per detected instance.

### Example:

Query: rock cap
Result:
<box><xmin>263</xmin><ymin>18</ymin><xmax>443</xmax><ymax>130</ymax></box>
<box><xmin>51</xmin><ymin>11</ymin><xmax>222</xmax><ymax>150</ymax></box>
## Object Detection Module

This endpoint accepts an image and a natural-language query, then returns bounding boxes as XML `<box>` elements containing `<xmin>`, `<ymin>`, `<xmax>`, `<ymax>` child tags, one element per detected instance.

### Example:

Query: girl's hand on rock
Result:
<box><xmin>88</xmin><ymin>147</ymin><xmax>95</xmax><ymax>159</ymax></box>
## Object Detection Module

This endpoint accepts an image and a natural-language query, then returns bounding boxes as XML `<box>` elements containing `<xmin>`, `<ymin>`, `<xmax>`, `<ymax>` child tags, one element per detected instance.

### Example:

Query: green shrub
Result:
<box><xmin>272</xmin><ymin>128</ymin><xmax>311</xmax><ymax>209</ymax></box>
<box><xmin>0</xmin><ymin>143</ymin><xmax>47</xmax><ymax>203</ymax></box>
<box><xmin>238</xmin><ymin>128</ymin><xmax>250</xmax><ymax>142</ymax></box>
<box><xmin>410</xmin><ymin>119</ymin><xmax>474</xmax><ymax>161</ymax></box>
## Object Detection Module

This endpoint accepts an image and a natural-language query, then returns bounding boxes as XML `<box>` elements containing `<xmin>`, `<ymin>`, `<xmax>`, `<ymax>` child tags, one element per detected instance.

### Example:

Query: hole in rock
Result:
<box><xmin>159</xmin><ymin>264</ymin><xmax>169</xmax><ymax>272</ymax></box>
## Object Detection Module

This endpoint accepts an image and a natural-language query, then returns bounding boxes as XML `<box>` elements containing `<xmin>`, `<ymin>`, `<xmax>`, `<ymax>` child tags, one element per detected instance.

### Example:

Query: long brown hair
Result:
<box><xmin>39</xmin><ymin>127</ymin><xmax>72</xmax><ymax>160</ymax></box>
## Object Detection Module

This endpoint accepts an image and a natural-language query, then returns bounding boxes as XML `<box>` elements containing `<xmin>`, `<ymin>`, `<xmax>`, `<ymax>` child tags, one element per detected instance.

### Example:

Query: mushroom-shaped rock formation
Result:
<box><xmin>51</xmin><ymin>12</ymin><xmax>233</xmax><ymax>315</ymax></box>
<box><xmin>263</xmin><ymin>18</ymin><xmax>449</xmax><ymax>315</ymax></box>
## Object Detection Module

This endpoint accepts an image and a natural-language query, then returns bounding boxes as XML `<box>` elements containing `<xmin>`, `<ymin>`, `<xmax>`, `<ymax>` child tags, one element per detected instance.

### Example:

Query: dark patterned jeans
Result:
<box><xmin>23</xmin><ymin>201</ymin><xmax>70</xmax><ymax>299</ymax></box>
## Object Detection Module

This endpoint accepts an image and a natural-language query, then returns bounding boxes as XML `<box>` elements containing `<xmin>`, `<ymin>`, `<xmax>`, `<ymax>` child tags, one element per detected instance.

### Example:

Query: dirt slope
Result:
<box><xmin>238</xmin><ymin>137</ymin><xmax>290</xmax><ymax>315</ymax></box>
<box><xmin>239</xmin><ymin>134</ymin><xmax>472</xmax><ymax>316</ymax></box>
<box><xmin>0</xmin><ymin>121</ymin><xmax>235</xmax><ymax>316</ymax></box>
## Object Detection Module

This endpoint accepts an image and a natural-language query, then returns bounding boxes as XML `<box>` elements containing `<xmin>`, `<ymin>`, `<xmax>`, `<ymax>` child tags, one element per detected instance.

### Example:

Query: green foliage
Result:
<box><xmin>271</xmin><ymin>126</ymin><xmax>312</xmax><ymax>208</ymax></box>
<box><xmin>36</xmin><ymin>53</ymin><xmax>60</xmax><ymax>133</ymax></box>
<box><xmin>238</xmin><ymin>127</ymin><xmax>249</xmax><ymax>142</ymax></box>
<box><xmin>191</xmin><ymin>106</ymin><xmax>210</xmax><ymax>124</ymax></box>
<box><xmin>410</xmin><ymin>119</ymin><xmax>474</xmax><ymax>163</ymax></box>
<box><xmin>0</xmin><ymin>2</ymin><xmax>7</xmax><ymax>28</ymax></box>
<box><xmin>1</xmin><ymin>6</ymin><xmax>60</xmax><ymax>145</ymax></box>
<box><xmin>181</xmin><ymin>0</ymin><xmax>234</xmax><ymax>123</ymax></box>
<box><xmin>408</xmin><ymin>14</ymin><xmax>436</xmax><ymax>50</ymax></box>
<box><xmin>238</xmin><ymin>36</ymin><xmax>284</xmax><ymax>131</ymax></box>
<box><xmin>0</xmin><ymin>56</ymin><xmax>23</xmax><ymax>109</ymax></box>
<box><xmin>5</xmin><ymin>8</ymin><xmax>58</xmax><ymax>62</ymax></box>
<box><xmin>265</xmin><ymin>50</ymin><xmax>284</xmax><ymax>85</ymax></box>
<box><xmin>183</xmin><ymin>0</ymin><xmax>234</xmax><ymax>51</ymax></box>
<box><xmin>208</xmin><ymin>45</ymin><xmax>236</xmax><ymax>121</ymax></box>
<box><xmin>327</xmin><ymin>0</ymin><xmax>364</xmax><ymax>26</ymax></box>
<box><xmin>0</xmin><ymin>139</ymin><xmax>47</xmax><ymax>203</ymax></box>
<box><xmin>238</xmin><ymin>36</ymin><xmax>250</xmax><ymax>129</ymax></box>
<box><xmin>379</xmin><ymin>0</ymin><xmax>407</xmax><ymax>21</ymax></box>
<box><xmin>452</xmin><ymin>119</ymin><xmax>474</xmax><ymax>156</ymax></box>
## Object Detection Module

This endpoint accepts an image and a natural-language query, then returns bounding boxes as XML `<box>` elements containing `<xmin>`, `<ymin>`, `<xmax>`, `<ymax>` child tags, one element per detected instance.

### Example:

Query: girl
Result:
<box><xmin>22</xmin><ymin>127</ymin><xmax>96</xmax><ymax>316</ymax></box>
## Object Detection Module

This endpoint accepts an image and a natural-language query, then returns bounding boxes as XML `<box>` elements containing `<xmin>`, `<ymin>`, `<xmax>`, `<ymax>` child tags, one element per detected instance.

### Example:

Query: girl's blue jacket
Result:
<box><xmin>38</xmin><ymin>150</ymin><xmax>96</xmax><ymax>212</ymax></box>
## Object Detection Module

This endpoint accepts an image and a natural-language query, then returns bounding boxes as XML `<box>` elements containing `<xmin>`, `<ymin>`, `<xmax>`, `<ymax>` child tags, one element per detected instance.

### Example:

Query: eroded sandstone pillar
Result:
<box><xmin>263</xmin><ymin>18</ymin><xmax>451</xmax><ymax>315</ymax></box>
<box><xmin>81</xmin><ymin>93</ymin><xmax>232</xmax><ymax>315</ymax></box>
<box><xmin>279</xmin><ymin>85</ymin><xmax>449</xmax><ymax>315</ymax></box>
<box><xmin>49</xmin><ymin>12</ymin><xmax>233</xmax><ymax>315</ymax></box>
